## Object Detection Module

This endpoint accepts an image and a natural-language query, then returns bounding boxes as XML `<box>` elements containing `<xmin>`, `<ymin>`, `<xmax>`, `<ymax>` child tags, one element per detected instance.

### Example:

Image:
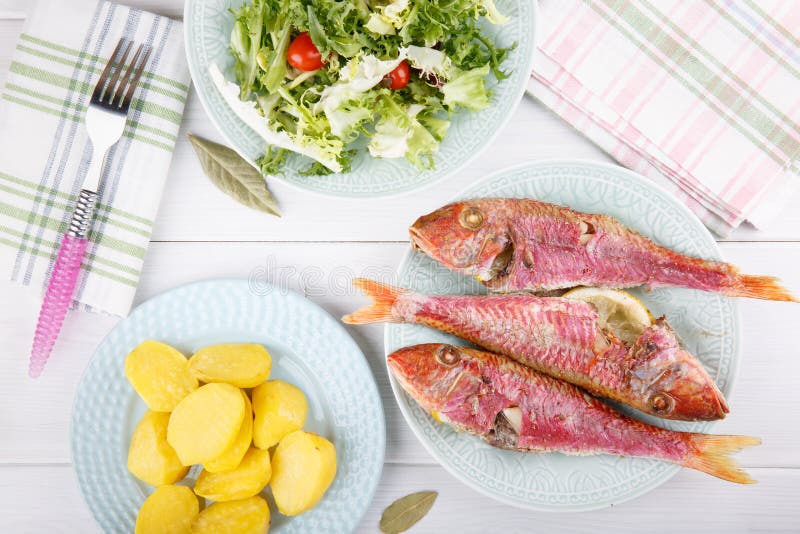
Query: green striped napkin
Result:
<box><xmin>0</xmin><ymin>0</ymin><xmax>190</xmax><ymax>316</ymax></box>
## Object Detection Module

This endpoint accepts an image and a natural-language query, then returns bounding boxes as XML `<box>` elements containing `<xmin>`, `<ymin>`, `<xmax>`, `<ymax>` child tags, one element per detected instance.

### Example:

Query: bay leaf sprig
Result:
<box><xmin>380</xmin><ymin>491</ymin><xmax>438</xmax><ymax>534</ymax></box>
<box><xmin>188</xmin><ymin>134</ymin><xmax>280</xmax><ymax>217</ymax></box>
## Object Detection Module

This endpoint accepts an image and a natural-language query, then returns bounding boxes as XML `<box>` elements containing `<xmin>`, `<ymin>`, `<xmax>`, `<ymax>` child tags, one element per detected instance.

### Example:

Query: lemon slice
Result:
<box><xmin>564</xmin><ymin>287</ymin><xmax>654</xmax><ymax>344</ymax></box>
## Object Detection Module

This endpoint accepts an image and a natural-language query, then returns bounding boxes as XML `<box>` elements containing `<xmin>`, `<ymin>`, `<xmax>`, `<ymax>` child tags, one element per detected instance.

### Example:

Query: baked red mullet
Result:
<box><xmin>345</xmin><ymin>279</ymin><xmax>727</xmax><ymax>421</ymax></box>
<box><xmin>409</xmin><ymin>198</ymin><xmax>795</xmax><ymax>301</ymax></box>
<box><xmin>389</xmin><ymin>343</ymin><xmax>759</xmax><ymax>483</ymax></box>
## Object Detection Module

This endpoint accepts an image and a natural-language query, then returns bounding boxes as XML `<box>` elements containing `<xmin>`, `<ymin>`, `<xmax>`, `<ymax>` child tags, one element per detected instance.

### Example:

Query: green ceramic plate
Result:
<box><xmin>386</xmin><ymin>160</ymin><xmax>740</xmax><ymax>511</ymax></box>
<box><xmin>72</xmin><ymin>279</ymin><xmax>385</xmax><ymax>532</ymax></box>
<box><xmin>184</xmin><ymin>0</ymin><xmax>537</xmax><ymax>197</ymax></box>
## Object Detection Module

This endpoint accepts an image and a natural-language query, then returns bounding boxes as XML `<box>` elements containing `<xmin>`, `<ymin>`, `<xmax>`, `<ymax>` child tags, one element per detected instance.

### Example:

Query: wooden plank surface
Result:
<box><xmin>1</xmin><ymin>2</ymin><xmax>799</xmax><ymax>533</ymax></box>
<box><xmin>1</xmin><ymin>464</ymin><xmax>798</xmax><ymax>533</ymax></box>
<box><xmin>1</xmin><ymin>242</ymin><xmax>798</xmax><ymax>467</ymax></box>
<box><xmin>2</xmin><ymin>17</ymin><xmax>800</xmax><ymax>244</ymax></box>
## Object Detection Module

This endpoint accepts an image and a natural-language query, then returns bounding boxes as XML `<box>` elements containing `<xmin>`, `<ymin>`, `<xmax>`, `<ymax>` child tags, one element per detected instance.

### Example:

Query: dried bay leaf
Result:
<box><xmin>188</xmin><ymin>134</ymin><xmax>280</xmax><ymax>216</ymax></box>
<box><xmin>379</xmin><ymin>491</ymin><xmax>438</xmax><ymax>534</ymax></box>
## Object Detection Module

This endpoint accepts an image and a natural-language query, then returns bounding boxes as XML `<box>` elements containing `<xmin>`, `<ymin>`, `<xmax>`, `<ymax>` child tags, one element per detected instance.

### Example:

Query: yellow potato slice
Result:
<box><xmin>135</xmin><ymin>485</ymin><xmax>198</xmax><ymax>534</ymax></box>
<box><xmin>204</xmin><ymin>390</ymin><xmax>253</xmax><ymax>473</ymax></box>
<box><xmin>252</xmin><ymin>380</ymin><xmax>307</xmax><ymax>449</ymax></box>
<box><xmin>125</xmin><ymin>340</ymin><xmax>198</xmax><ymax>412</ymax></box>
<box><xmin>127</xmin><ymin>411</ymin><xmax>188</xmax><ymax>486</ymax></box>
<box><xmin>191</xmin><ymin>496</ymin><xmax>270</xmax><ymax>534</ymax></box>
<box><xmin>167</xmin><ymin>383</ymin><xmax>245</xmax><ymax>466</ymax></box>
<box><xmin>270</xmin><ymin>430</ymin><xmax>337</xmax><ymax>516</ymax></box>
<box><xmin>189</xmin><ymin>343</ymin><xmax>271</xmax><ymax>388</ymax></box>
<box><xmin>195</xmin><ymin>447</ymin><xmax>271</xmax><ymax>502</ymax></box>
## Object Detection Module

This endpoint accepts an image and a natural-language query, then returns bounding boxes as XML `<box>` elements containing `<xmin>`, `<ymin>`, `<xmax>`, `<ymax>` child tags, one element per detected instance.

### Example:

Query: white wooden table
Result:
<box><xmin>1</xmin><ymin>2</ymin><xmax>799</xmax><ymax>532</ymax></box>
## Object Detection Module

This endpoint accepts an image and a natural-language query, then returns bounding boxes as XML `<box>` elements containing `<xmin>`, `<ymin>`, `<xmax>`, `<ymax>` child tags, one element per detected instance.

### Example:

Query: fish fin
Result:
<box><xmin>734</xmin><ymin>275</ymin><xmax>797</xmax><ymax>302</ymax></box>
<box><xmin>341</xmin><ymin>278</ymin><xmax>408</xmax><ymax>324</ymax></box>
<box><xmin>683</xmin><ymin>435</ymin><xmax>761</xmax><ymax>484</ymax></box>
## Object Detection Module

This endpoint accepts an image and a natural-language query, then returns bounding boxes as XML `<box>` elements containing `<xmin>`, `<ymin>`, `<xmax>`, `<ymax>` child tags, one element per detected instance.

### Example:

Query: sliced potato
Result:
<box><xmin>167</xmin><ymin>383</ymin><xmax>245</xmax><ymax>466</ymax></box>
<box><xmin>134</xmin><ymin>485</ymin><xmax>198</xmax><ymax>534</ymax></box>
<box><xmin>125</xmin><ymin>340</ymin><xmax>198</xmax><ymax>412</ymax></box>
<box><xmin>204</xmin><ymin>390</ymin><xmax>253</xmax><ymax>473</ymax></box>
<box><xmin>191</xmin><ymin>496</ymin><xmax>270</xmax><ymax>534</ymax></box>
<box><xmin>252</xmin><ymin>380</ymin><xmax>307</xmax><ymax>449</ymax></box>
<box><xmin>270</xmin><ymin>430</ymin><xmax>337</xmax><ymax>516</ymax></box>
<box><xmin>127</xmin><ymin>411</ymin><xmax>188</xmax><ymax>486</ymax></box>
<box><xmin>195</xmin><ymin>447</ymin><xmax>271</xmax><ymax>502</ymax></box>
<box><xmin>189</xmin><ymin>343</ymin><xmax>271</xmax><ymax>388</ymax></box>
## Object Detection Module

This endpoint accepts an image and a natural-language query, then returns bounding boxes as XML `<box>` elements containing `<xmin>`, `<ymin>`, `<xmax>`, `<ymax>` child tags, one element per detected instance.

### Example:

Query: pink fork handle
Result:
<box><xmin>29</xmin><ymin>234</ymin><xmax>88</xmax><ymax>378</ymax></box>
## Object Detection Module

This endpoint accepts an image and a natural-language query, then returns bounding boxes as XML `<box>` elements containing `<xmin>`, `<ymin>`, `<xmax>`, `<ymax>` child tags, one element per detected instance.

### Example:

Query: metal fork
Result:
<box><xmin>29</xmin><ymin>38</ymin><xmax>152</xmax><ymax>378</ymax></box>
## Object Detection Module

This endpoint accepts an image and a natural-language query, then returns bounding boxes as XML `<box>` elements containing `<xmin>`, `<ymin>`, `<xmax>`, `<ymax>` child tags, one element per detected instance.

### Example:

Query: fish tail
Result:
<box><xmin>341</xmin><ymin>278</ymin><xmax>408</xmax><ymax>324</ymax></box>
<box><xmin>732</xmin><ymin>274</ymin><xmax>797</xmax><ymax>302</ymax></box>
<box><xmin>683</xmin><ymin>434</ymin><xmax>761</xmax><ymax>484</ymax></box>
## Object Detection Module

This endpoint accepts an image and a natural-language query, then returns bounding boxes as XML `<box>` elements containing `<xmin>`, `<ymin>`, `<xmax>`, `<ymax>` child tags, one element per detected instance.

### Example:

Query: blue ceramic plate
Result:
<box><xmin>184</xmin><ymin>0</ymin><xmax>537</xmax><ymax>197</ymax></box>
<box><xmin>72</xmin><ymin>279</ymin><xmax>385</xmax><ymax>532</ymax></box>
<box><xmin>386</xmin><ymin>160</ymin><xmax>740</xmax><ymax>511</ymax></box>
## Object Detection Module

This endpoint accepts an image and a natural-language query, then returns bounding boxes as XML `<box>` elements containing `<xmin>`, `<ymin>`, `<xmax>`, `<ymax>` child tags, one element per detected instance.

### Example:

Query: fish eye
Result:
<box><xmin>649</xmin><ymin>392</ymin><xmax>675</xmax><ymax>414</ymax></box>
<box><xmin>459</xmin><ymin>207</ymin><xmax>484</xmax><ymax>230</ymax></box>
<box><xmin>435</xmin><ymin>346</ymin><xmax>461</xmax><ymax>367</ymax></box>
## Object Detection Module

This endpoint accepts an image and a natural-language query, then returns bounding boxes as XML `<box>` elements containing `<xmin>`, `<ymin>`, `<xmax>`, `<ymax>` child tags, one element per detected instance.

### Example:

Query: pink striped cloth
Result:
<box><xmin>527</xmin><ymin>0</ymin><xmax>800</xmax><ymax>236</ymax></box>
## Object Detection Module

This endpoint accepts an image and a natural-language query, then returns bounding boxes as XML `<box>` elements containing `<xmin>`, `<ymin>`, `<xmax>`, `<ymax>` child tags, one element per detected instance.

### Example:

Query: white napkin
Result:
<box><xmin>0</xmin><ymin>0</ymin><xmax>190</xmax><ymax>316</ymax></box>
<box><xmin>527</xmin><ymin>0</ymin><xmax>800</xmax><ymax>236</ymax></box>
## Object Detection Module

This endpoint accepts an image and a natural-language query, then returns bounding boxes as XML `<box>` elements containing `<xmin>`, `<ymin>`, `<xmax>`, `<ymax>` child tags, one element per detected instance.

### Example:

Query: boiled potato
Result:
<box><xmin>127</xmin><ymin>411</ymin><xmax>188</xmax><ymax>486</ymax></box>
<box><xmin>167</xmin><ymin>383</ymin><xmax>245</xmax><ymax>466</ymax></box>
<box><xmin>191</xmin><ymin>496</ymin><xmax>270</xmax><ymax>534</ymax></box>
<box><xmin>135</xmin><ymin>485</ymin><xmax>198</xmax><ymax>534</ymax></box>
<box><xmin>270</xmin><ymin>430</ymin><xmax>337</xmax><ymax>516</ymax></box>
<box><xmin>204</xmin><ymin>390</ymin><xmax>253</xmax><ymax>473</ymax></box>
<box><xmin>252</xmin><ymin>381</ymin><xmax>307</xmax><ymax>449</ymax></box>
<box><xmin>125</xmin><ymin>340</ymin><xmax>198</xmax><ymax>412</ymax></box>
<box><xmin>195</xmin><ymin>447</ymin><xmax>271</xmax><ymax>501</ymax></box>
<box><xmin>189</xmin><ymin>343</ymin><xmax>271</xmax><ymax>388</ymax></box>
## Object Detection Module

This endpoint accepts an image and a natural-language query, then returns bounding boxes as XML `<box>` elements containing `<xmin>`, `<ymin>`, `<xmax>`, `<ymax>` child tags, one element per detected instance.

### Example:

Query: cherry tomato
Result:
<box><xmin>385</xmin><ymin>60</ymin><xmax>410</xmax><ymax>90</ymax></box>
<box><xmin>287</xmin><ymin>32</ymin><xmax>324</xmax><ymax>71</ymax></box>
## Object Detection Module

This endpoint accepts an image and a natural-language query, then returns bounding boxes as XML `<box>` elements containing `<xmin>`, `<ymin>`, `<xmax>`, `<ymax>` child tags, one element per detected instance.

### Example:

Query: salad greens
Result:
<box><xmin>222</xmin><ymin>0</ymin><xmax>512</xmax><ymax>175</ymax></box>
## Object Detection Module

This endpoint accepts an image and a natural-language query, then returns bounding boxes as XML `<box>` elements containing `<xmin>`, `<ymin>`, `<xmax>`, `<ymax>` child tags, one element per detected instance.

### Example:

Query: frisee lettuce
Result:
<box><xmin>222</xmin><ymin>0</ymin><xmax>512</xmax><ymax>175</ymax></box>
<box><xmin>441</xmin><ymin>65</ymin><xmax>492</xmax><ymax>111</ymax></box>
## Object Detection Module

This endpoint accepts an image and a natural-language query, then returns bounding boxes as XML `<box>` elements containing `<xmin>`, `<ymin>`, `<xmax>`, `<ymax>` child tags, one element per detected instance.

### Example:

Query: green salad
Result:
<box><xmin>213</xmin><ymin>0</ymin><xmax>512</xmax><ymax>175</ymax></box>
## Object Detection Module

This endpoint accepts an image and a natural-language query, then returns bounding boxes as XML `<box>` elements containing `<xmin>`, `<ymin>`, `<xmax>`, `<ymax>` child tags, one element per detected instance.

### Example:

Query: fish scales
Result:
<box><xmin>396</xmin><ymin>292</ymin><xmax>601</xmax><ymax>380</ymax></box>
<box><xmin>345</xmin><ymin>279</ymin><xmax>728</xmax><ymax>421</ymax></box>
<box><xmin>509</xmin><ymin>212</ymin><xmax>726</xmax><ymax>292</ymax></box>
<box><xmin>408</xmin><ymin>198</ymin><xmax>795</xmax><ymax>301</ymax></box>
<box><xmin>481</xmin><ymin>350</ymin><xmax>688</xmax><ymax>458</ymax></box>
<box><xmin>387</xmin><ymin>343</ymin><xmax>759</xmax><ymax>484</ymax></box>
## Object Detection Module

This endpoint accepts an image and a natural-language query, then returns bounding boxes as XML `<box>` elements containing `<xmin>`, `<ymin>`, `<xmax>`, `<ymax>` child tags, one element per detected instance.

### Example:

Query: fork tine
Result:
<box><xmin>113</xmin><ymin>44</ymin><xmax>144</xmax><ymax>108</ymax></box>
<box><xmin>120</xmin><ymin>46</ymin><xmax>152</xmax><ymax>112</ymax></box>
<box><xmin>103</xmin><ymin>40</ymin><xmax>132</xmax><ymax>104</ymax></box>
<box><xmin>91</xmin><ymin>38</ymin><xmax>127</xmax><ymax>102</ymax></box>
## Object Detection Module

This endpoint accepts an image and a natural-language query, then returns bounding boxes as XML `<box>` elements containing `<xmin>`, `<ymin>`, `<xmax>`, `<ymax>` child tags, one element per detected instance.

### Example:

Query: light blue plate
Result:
<box><xmin>72</xmin><ymin>279</ymin><xmax>385</xmax><ymax>533</ymax></box>
<box><xmin>386</xmin><ymin>160</ymin><xmax>740</xmax><ymax>512</ymax></box>
<box><xmin>184</xmin><ymin>0</ymin><xmax>537</xmax><ymax>197</ymax></box>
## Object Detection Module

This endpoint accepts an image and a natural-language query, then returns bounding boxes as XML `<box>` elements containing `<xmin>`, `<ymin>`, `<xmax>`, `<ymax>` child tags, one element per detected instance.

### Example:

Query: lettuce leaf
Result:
<box><xmin>224</xmin><ymin>0</ymin><xmax>511</xmax><ymax>175</ymax></box>
<box><xmin>405</xmin><ymin>46</ymin><xmax>455</xmax><ymax>81</ymax></box>
<box><xmin>210</xmin><ymin>63</ymin><xmax>343</xmax><ymax>172</ymax></box>
<box><xmin>229</xmin><ymin>7</ymin><xmax>262</xmax><ymax>99</ymax></box>
<box><xmin>314</xmin><ymin>53</ymin><xmax>406</xmax><ymax>138</ymax></box>
<box><xmin>369</xmin><ymin>95</ymin><xmax>440</xmax><ymax>168</ymax></box>
<box><xmin>441</xmin><ymin>65</ymin><xmax>492</xmax><ymax>111</ymax></box>
<box><xmin>366</xmin><ymin>0</ymin><xmax>411</xmax><ymax>36</ymax></box>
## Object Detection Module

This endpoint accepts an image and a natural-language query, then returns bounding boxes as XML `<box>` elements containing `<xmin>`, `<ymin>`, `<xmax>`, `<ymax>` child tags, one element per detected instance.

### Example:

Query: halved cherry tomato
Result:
<box><xmin>287</xmin><ymin>32</ymin><xmax>323</xmax><ymax>71</ymax></box>
<box><xmin>385</xmin><ymin>60</ymin><xmax>410</xmax><ymax>90</ymax></box>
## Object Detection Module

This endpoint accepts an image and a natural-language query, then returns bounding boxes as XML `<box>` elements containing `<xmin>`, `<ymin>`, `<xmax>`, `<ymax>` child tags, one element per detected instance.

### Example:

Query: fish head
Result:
<box><xmin>387</xmin><ymin>344</ymin><xmax>483</xmax><ymax>415</ymax></box>
<box><xmin>628</xmin><ymin>319</ymin><xmax>729</xmax><ymax>421</ymax></box>
<box><xmin>409</xmin><ymin>200</ymin><xmax>513</xmax><ymax>282</ymax></box>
